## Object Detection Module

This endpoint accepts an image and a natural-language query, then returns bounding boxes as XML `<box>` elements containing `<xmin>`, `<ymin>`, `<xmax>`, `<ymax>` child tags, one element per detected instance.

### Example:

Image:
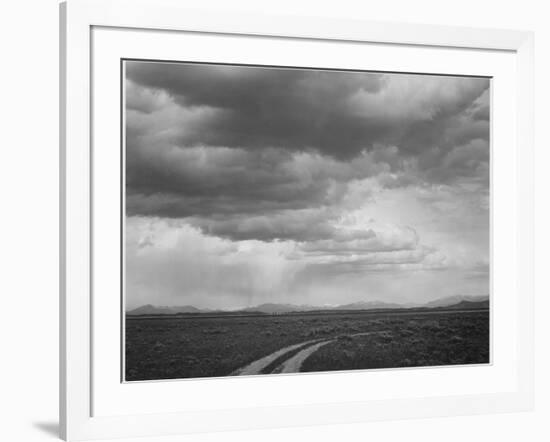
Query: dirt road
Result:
<box><xmin>233</xmin><ymin>331</ymin><xmax>382</xmax><ymax>376</ymax></box>
<box><xmin>230</xmin><ymin>339</ymin><xmax>319</xmax><ymax>376</ymax></box>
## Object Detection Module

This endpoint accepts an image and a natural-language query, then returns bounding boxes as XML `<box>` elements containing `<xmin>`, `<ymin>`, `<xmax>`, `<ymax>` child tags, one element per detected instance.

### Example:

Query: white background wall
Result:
<box><xmin>0</xmin><ymin>0</ymin><xmax>548</xmax><ymax>441</ymax></box>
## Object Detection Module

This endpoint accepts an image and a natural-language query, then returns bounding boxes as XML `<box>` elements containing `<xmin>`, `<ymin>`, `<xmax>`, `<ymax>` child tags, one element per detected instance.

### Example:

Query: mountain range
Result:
<box><xmin>127</xmin><ymin>295</ymin><xmax>489</xmax><ymax>316</ymax></box>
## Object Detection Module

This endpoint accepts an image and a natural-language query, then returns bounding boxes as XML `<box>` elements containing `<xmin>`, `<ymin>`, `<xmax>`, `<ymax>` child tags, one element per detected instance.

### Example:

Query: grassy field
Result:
<box><xmin>125</xmin><ymin>310</ymin><xmax>489</xmax><ymax>381</ymax></box>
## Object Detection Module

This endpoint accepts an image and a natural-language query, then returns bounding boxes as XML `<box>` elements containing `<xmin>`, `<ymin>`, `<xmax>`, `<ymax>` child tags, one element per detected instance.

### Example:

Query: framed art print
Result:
<box><xmin>60</xmin><ymin>0</ymin><xmax>534</xmax><ymax>440</ymax></box>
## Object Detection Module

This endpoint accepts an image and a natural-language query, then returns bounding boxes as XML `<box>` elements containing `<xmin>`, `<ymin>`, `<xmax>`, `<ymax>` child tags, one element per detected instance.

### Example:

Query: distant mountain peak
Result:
<box><xmin>127</xmin><ymin>304</ymin><xmax>203</xmax><ymax>315</ymax></box>
<box><xmin>424</xmin><ymin>294</ymin><xmax>489</xmax><ymax>308</ymax></box>
<box><xmin>127</xmin><ymin>295</ymin><xmax>490</xmax><ymax>316</ymax></box>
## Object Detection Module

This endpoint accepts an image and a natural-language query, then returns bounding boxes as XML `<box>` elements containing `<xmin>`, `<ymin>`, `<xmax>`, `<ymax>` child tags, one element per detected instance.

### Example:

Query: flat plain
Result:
<box><xmin>125</xmin><ymin>309</ymin><xmax>489</xmax><ymax>381</ymax></box>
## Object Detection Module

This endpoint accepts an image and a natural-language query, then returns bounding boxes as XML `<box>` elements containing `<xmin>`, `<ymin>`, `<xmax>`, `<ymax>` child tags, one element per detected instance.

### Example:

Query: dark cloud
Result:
<box><xmin>125</xmin><ymin>143</ymin><xmax>387</xmax><ymax>220</ymax></box>
<box><xmin>126</xmin><ymin>62</ymin><xmax>489</xmax><ymax>161</ymax></box>
<box><xmin>125</xmin><ymin>80</ymin><xmax>168</xmax><ymax>114</ymax></box>
<box><xmin>183</xmin><ymin>208</ymin><xmax>384</xmax><ymax>243</ymax></box>
<box><xmin>126</xmin><ymin>62</ymin><xmax>388</xmax><ymax>159</ymax></box>
<box><xmin>125</xmin><ymin>61</ymin><xmax>490</xmax><ymax>243</ymax></box>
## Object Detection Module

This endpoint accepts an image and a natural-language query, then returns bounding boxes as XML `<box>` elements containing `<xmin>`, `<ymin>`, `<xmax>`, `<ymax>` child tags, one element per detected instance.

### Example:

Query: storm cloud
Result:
<box><xmin>126</xmin><ymin>63</ymin><xmax>488</xmax><ymax>159</ymax></box>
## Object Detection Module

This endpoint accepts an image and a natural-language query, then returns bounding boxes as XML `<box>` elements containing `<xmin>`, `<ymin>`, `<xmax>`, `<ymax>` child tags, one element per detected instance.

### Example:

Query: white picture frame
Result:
<box><xmin>60</xmin><ymin>0</ymin><xmax>534</xmax><ymax>440</ymax></box>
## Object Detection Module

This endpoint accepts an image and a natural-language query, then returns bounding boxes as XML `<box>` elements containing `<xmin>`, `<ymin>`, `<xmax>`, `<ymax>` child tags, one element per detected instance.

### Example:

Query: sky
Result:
<box><xmin>124</xmin><ymin>61</ymin><xmax>490</xmax><ymax>310</ymax></box>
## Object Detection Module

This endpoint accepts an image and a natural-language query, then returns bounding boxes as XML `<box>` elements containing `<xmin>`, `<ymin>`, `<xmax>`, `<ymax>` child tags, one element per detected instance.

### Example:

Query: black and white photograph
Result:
<box><xmin>123</xmin><ymin>60</ymin><xmax>490</xmax><ymax>382</ymax></box>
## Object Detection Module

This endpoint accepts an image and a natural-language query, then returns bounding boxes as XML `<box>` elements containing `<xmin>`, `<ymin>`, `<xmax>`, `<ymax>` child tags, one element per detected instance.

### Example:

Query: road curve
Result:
<box><xmin>231</xmin><ymin>339</ymin><xmax>319</xmax><ymax>376</ymax></box>
<box><xmin>272</xmin><ymin>331</ymin><xmax>379</xmax><ymax>373</ymax></box>
<box><xmin>272</xmin><ymin>340</ymin><xmax>334</xmax><ymax>373</ymax></box>
<box><xmin>232</xmin><ymin>331</ymin><xmax>386</xmax><ymax>376</ymax></box>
